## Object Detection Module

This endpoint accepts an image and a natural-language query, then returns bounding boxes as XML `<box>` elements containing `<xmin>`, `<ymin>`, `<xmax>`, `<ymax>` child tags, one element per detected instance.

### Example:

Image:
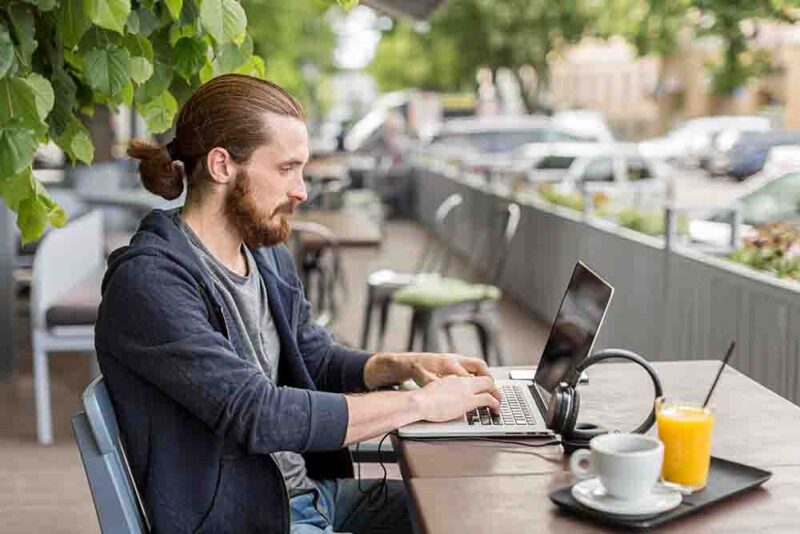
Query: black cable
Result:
<box><xmin>355</xmin><ymin>431</ymin><xmax>562</xmax><ymax>510</ymax></box>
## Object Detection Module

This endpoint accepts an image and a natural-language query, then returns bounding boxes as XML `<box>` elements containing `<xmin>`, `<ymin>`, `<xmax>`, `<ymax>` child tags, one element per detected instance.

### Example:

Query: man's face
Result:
<box><xmin>224</xmin><ymin>113</ymin><xmax>309</xmax><ymax>249</ymax></box>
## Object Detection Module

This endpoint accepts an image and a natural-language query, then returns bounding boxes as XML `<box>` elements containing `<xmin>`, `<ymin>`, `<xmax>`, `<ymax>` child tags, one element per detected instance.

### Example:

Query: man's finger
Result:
<box><xmin>468</xmin><ymin>375</ymin><xmax>498</xmax><ymax>394</ymax></box>
<box><xmin>443</xmin><ymin>358</ymin><xmax>472</xmax><ymax>377</ymax></box>
<box><xmin>460</xmin><ymin>357</ymin><xmax>491</xmax><ymax>377</ymax></box>
<box><xmin>475</xmin><ymin>393</ymin><xmax>501</xmax><ymax>414</ymax></box>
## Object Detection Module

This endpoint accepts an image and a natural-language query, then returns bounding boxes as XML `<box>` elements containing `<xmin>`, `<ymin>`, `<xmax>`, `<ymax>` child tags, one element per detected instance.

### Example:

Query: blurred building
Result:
<box><xmin>547</xmin><ymin>24</ymin><xmax>800</xmax><ymax>139</ymax></box>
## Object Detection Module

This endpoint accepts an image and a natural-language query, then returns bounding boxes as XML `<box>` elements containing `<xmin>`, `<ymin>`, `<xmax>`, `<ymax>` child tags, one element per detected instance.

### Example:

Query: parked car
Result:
<box><xmin>690</xmin><ymin>170</ymin><xmax>800</xmax><ymax>248</ymax></box>
<box><xmin>557</xmin><ymin>145</ymin><xmax>672</xmax><ymax>210</ymax></box>
<box><xmin>640</xmin><ymin>116</ymin><xmax>772</xmax><ymax>167</ymax></box>
<box><xmin>726</xmin><ymin>131</ymin><xmax>800</xmax><ymax>180</ymax></box>
<box><xmin>701</xmin><ymin>124</ymin><xmax>774</xmax><ymax>176</ymax></box>
<box><xmin>552</xmin><ymin>109</ymin><xmax>615</xmax><ymax>143</ymax></box>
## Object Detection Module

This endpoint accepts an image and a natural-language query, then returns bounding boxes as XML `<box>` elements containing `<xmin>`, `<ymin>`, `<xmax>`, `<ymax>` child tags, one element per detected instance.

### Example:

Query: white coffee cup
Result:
<box><xmin>569</xmin><ymin>433</ymin><xmax>664</xmax><ymax>501</ymax></box>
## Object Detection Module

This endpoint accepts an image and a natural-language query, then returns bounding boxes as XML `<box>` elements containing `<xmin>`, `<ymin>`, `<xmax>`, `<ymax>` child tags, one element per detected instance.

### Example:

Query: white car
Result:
<box><xmin>640</xmin><ymin>116</ymin><xmax>772</xmax><ymax>167</ymax></box>
<box><xmin>689</xmin><ymin>170</ymin><xmax>800</xmax><ymax>248</ymax></box>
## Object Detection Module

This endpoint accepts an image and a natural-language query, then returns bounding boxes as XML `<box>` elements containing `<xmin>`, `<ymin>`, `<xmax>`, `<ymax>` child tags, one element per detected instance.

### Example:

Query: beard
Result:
<box><xmin>224</xmin><ymin>169</ymin><xmax>292</xmax><ymax>249</ymax></box>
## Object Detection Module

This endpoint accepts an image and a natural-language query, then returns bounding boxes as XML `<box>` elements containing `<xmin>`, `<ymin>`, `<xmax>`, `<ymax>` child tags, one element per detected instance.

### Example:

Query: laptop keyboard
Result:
<box><xmin>466</xmin><ymin>384</ymin><xmax>536</xmax><ymax>426</ymax></box>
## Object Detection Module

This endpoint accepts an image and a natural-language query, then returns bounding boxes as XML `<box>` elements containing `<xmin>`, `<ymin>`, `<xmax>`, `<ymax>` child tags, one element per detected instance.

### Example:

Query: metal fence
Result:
<box><xmin>413</xmin><ymin>166</ymin><xmax>800</xmax><ymax>405</ymax></box>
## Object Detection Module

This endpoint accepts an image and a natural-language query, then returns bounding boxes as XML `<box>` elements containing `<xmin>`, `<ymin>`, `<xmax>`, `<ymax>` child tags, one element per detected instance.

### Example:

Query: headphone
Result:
<box><xmin>544</xmin><ymin>348</ymin><xmax>664</xmax><ymax>454</ymax></box>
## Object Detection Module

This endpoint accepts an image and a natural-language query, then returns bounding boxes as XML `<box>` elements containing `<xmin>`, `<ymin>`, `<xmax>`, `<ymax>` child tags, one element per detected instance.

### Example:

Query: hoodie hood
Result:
<box><xmin>102</xmin><ymin>209</ymin><xmax>217</xmax><ymax>298</ymax></box>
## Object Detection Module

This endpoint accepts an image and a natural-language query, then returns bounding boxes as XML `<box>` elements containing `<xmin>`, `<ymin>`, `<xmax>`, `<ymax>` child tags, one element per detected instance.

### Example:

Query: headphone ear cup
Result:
<box><xmin>546</xmin><ymin>386</ymin><xmax>568</xmax><ymax>433</ymax></box>
<box><xmin>562</xmin><ymin>388</ymin><xmax>580</xmax><ymax>437</ymax></box>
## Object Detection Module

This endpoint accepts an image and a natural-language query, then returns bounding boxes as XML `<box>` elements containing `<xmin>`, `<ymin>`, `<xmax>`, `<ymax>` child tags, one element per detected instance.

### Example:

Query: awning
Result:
<box><xmin>362</xmin><ymin>0</ymin><xmax>446</xmax><ymax>20</ymax></box>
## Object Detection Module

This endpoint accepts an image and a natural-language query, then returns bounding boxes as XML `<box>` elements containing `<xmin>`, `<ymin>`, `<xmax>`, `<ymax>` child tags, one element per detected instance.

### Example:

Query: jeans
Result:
<box><xmin>290</xmin><ymin>479</ymin><xmax>413</xmax><ymax>534</ymax></box>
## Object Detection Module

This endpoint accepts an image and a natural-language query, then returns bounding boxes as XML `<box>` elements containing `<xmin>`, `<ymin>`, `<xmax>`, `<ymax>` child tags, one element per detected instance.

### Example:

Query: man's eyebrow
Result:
<box><xmin>280</xmin><ymin>158</ymin><xmax>307</xmax><ymax>166</ymax></box>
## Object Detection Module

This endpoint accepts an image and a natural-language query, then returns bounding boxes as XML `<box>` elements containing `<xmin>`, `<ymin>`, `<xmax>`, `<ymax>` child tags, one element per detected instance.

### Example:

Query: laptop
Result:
<box><xmin>398</xmin><ymin>261</ymin><xmax>614</xmax><ymax>438</ymax></box>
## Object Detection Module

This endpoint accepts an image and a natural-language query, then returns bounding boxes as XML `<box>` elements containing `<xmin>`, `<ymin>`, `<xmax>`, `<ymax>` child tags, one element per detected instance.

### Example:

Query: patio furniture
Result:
<box><xmin>359</xmin><ymin>193</ymin><xmax>464</xmax><ymax>351</ymax></box>
<box><xmin>31</xmin><ymin>210</ymin><xmax>104</xmax><ymax>444</ymax></box>
<box><xmin>290</xmin><ymin>221</ymin><xmax>344</xmax><ymax>327</ymax></box>
<box><xmin>72</xmin><ymin>376</ymin><xmax>149</xmax><ymax>533</ymax></box>
<box><xmin>393</xmin><ymin>203</ymin><xmax>521</xmax><ymax>365</ymax></box>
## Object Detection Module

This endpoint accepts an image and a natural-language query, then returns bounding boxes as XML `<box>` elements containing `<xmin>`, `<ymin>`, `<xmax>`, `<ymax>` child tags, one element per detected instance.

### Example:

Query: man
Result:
<box><xmin>96</xmin><ymin>74</ymin><xmax>500</xmax><ymax>534</ymax></box>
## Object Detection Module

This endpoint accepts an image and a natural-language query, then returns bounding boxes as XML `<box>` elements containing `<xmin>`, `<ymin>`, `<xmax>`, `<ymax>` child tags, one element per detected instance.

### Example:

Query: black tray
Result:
<box><xmin>549</xmin><ymin>457</ymin><xmax>772</xmax><ymax>530</ymax></box>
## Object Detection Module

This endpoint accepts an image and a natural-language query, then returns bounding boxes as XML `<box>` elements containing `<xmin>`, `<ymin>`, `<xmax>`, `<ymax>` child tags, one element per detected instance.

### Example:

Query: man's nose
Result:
<box><xmin>289</xmin><ymin>173</ymin><xmax>307</xmax><ymax>203</ymax></box>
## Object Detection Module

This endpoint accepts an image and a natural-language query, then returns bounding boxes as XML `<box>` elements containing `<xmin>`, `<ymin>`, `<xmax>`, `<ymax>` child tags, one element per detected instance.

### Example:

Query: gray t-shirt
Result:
<box><xmin>179</xmin><ymin>217</ymin><xmax>315</xmax><ymax>496</ymax></box>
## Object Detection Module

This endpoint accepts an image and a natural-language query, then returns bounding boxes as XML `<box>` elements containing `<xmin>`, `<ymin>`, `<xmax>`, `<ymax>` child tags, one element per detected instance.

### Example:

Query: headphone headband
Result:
<box><xmin>571</xmin><ymin>348</ymin><xmax>664</xmax><ymax>435</ymax></box>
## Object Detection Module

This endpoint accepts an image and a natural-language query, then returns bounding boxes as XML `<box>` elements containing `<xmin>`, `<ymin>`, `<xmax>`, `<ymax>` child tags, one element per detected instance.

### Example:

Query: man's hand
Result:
<box><xmin>363</xmin><ymin>352</ymin><xmax>493</xmax><ymax>390</ymax></box>
<box><xmin>411</xmin><ymin>375</ymin><xmax>500</xmax><ymax>422</ymax></box>
<box><xmin>405</xmin><ymin>353</ymin><xmax>491</xmax><ymax>387</ymax></box>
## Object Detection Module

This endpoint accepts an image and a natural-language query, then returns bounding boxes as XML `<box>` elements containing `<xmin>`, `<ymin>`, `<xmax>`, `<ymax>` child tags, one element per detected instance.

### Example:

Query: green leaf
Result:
<box><xmin>58</xmin><ymin>0</ymin><xmax>92</xmax><ymax>49</ymax></box>
<box><xmin>234</xmin><ymin>55</ymin><xmax>265</xmax><ymax>78</ymax></box>
<box><xmin>22</xmin><ymin>0</ymin><xmax>58</xmax><ymax>11</ymax></box>
<box><xmin>200</xmin><ymin>0</ymin><xmax>246</xmax><ymax>45</ymax></box>
<box><xmin>139</xmin><ymin>90</ymin><xmax>177</xmax><ymax>133</ymax></box>
<box><xmin>169</xmin><ymin>23</ymin><xmax>196</xmax><ymax>46</ymax></box>
<box><xmin>174</xmin><ymin>37</ymin><xmax>207</xmax><ymax>81</ymax></box>
<box><xmin>8</xmin><ymin>4</ymin><xmax>37</xmax><ymax>67</ymax></box>
<box><xmin>53</xmin><ymin>116</ymin><xmax>94</xmax><ymax>164</ymax></box>
<box><xmin>17</xmin><ymin>197</ymin><xmax>49</xmax><ymax>244</ymax></box>
<box><xmin>120</xmin><ymin>79</ymin><xmax>134</xmax><ymax>105</ymax></box>
<box><xmin>86</xmin><ymin>0</ymin><xmax>132</xmax><ymax>35</ymax></box>
<box><xmin>135</xmin><ymin>7</ymin><xmax>161</xmax><ymax>36</ymax></box>
<box><xmin>24</xmin><ymin>74</ymin><xmax>55</xmax><ymax>121</ymax></box>
<box><xmin>165</xmin><ymin>0</ymin><xmax>183</xmax><ymax>20</ymax></box>
<box><xmin>126</xmin><ymin>10</ymin><xmax>140</xmax><ymax>33</ymax></box>
<box><xmin>199</xmin><ymin>59</ymin><xmax>214</xmax><ymax>83</ymax></box>
<box><xmin>0</xmin><ymin>126</ymin><xmax>38</xmax><ymax>177</ymax></box>
<box><xmin>121</xmin><ymin>33</ymin><xmax>154</xmax><ymax>62</ymax></box>
<box><xmin>0</xmin><ymin>168</ymin><xmax>34</xmax><ymax>212</ymax></box>
<box><xmin>0</xmin><ymin>25</ymin><xmax>14</xmax><ymax>79</ymax></box>
<box><xmin>134</xmin><ymin>61</ymin><xmax>172</xmax><ymax>103</ymax></box>
<box><xmin>47</xmin><ymin>67</ymin><xmax>77</xmax><ymax>136</ymax></box>
<box><xmin>69</xmin><ymin>126</ymin><xmax>94</xmax><ymax>163</ymax></box>
<box><xmin>129</xmin><ymin>56</ymin><xmax>153</xmax><ymax>84</ymax></box>
<box><xmin>83</xmin><ymin>46</ymin><xmax>131</xmax><ymax>97</ymax></box>
<box><xmin>213</xmin><ymin>39</ymin><xmax>250</xmax><ymax>73</ymax></box>
<box><xmin>0</xmin><ymin>76</ymin><xmax>39</xmax><ymax>128</ymax></box>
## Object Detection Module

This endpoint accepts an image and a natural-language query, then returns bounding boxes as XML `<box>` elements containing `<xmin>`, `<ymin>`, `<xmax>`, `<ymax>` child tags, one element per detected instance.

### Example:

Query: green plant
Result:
<box><xmin>537</xmin><ymin>185</ymin><xmax>584</xmax><ymax>212</ymax></box>
<box><xmin>729</xmin><ymin>222</ymin><xmax>800</xmax><ymax>280</ymax></box>
<box><xmin>0</xmin><ymin>0</ymin><xmax>352</xmax><ymax>242</ymax></box>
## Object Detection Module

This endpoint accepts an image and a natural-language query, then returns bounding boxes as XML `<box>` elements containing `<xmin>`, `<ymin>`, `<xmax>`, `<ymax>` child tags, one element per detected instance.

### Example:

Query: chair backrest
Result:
<box><xmin>31</xmin><ymin>209</ymin><xmax>104</xmax><ymax>330</ymax></box>
<box><xmin>486</xmin><ymin>203</ymin><xmax>521</xmax><ymax>284</ymax></box>
<box><xmin>415</xmin><ymin>193</ymin><xmax>463</xmax><ymax>273</ymax></box>
<box><xmin>71</xmin><ymin>376</ymin><xmax>150</xmax><ymax>534</ymax></box>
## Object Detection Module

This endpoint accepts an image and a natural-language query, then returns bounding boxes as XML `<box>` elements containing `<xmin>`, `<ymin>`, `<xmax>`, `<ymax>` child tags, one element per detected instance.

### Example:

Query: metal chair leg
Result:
<box><xmin>376</xmin><ymin>295</ymin><xmax>392</xmax><ymax>351</ymax></box>
<box><xmin>421</xmin><ymin>310</ymin><xmax>441</xmax><ymax>353</ymax></box>
<box><xmin>443</xmin><ymin>323</ymin><xmax>457</xmax><ymax>354</ymax></box>
<box><xmin>32</xmin><ymin>338</ymin><xmax>53</xmax><ymax>445</ymax></box>
<box><xmin>406</xmin><ymin>310</ymin><xmax>419</xmax><ymax>352</ymax></box>
<box><xmin>360</xmin><ymin>284</ymin><xmax>375</xmax><ymax>350</ymax></box>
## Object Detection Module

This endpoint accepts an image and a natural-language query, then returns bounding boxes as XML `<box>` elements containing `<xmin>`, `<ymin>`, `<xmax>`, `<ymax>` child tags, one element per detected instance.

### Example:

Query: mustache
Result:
<box><xmin>272</xmin><ymin>202</ymin><xmax>295</xmax><ymax>216</ymax></box>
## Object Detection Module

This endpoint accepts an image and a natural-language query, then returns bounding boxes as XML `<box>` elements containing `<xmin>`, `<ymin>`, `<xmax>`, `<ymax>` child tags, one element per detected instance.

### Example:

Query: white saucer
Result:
<box><xmin>571</xmin><ymin>478</ymin><xmax>682</xmax><ymax>516</ymax></box>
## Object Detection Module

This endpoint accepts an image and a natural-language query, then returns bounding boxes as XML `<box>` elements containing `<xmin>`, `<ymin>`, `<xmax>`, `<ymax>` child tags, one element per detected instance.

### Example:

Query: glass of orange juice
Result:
<box><xmin>655</xmin><ymin>397</ymin><xmax>714</xmax><ymax>493</ymax></box>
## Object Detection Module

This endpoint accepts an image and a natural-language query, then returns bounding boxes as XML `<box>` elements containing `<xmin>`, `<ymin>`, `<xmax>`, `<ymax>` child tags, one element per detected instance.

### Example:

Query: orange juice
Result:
<box><xmin>655</xmin><ymin>399</ymin><xmax>714</xmax><ymax>491</ymax></box>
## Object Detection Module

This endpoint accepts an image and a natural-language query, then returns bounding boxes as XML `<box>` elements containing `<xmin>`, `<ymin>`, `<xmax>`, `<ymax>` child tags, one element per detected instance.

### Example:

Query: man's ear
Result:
<box><xmin>206</xmin><ymin>147</ymin><xmax>237</xmax><ymax>185</ymax></box>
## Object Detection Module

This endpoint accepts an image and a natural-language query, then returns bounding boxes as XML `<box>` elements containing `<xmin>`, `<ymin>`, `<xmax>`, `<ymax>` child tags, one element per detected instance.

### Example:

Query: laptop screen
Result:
<box><xmin>533</xmin><ymin>262</ymin><xmax>613</xmax><ymax>403</ymax></box>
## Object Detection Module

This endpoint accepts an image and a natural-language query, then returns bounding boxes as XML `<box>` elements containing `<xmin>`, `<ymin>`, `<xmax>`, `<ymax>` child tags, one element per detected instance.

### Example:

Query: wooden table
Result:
<box><xmin>294</xmin><ymin>210</ymin><xmax>382</xmax><ymax>252</ymax></box>
<box><xmin>394</xmin><ymin>362</ymin><xmax>800</xmax><ymax>533</ymax></box>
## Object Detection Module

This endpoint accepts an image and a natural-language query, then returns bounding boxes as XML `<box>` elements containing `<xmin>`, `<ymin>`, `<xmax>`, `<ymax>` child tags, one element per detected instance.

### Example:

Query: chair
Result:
<box><xmin>72</xmin><ymin>376</ymin><xmax>150</xmax><ymax>533</ymax></box>
<box><xmin>359</xmin><ymin>193</ymin><xmax>464</xmax><ymax>351</ymax></box>
<box><xmin>392</xmin><ymin>202</ymin><xmax>521</xmax><ymax>365</ymax></box>
<box><xmin>31</xmin><ymin>209</ymin><xmax>105</xmax><ymax>444</ymax></box>
<box><xmin>290</xmin><ymin>221</ymin><xmax>346</xmax><ymax>328</ymax></box>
